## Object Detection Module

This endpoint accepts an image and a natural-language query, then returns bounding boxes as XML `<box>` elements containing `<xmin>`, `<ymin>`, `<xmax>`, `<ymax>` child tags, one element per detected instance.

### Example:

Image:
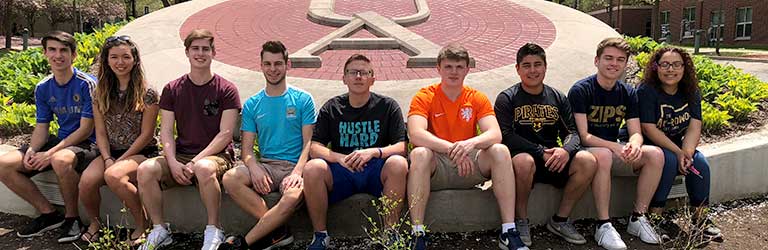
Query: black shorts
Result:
<box><xmin>532</xmin><ymin>150</ymin><xmax>581</xmax><ymax>189</ymax></box>
<box><xmin>109</xmin><ymin>146</ymin><xmax>159</xmax><ymax>159</ymax></box>
<box><xmin>18</xmin><ymin>135</ymin><xmax>99</xmax><ymax>177</ymax></box>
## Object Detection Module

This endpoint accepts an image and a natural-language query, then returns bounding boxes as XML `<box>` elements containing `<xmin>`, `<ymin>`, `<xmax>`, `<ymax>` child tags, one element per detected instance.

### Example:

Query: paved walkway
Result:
<box><xmin>119</xmin><ymin>0</ymin><xmax>619</xmax><ymax>114</ymax></box>
<box><xmin>714</xmin><ymin>59</ymin><xmax>768</xmax><ymax>82</ymax></box>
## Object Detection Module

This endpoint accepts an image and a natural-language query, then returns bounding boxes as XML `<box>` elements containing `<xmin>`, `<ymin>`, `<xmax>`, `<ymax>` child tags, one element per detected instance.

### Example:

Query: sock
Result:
<box><xmin>501</xmin><ymin>223</ymin><xmax>516</xmax><ymax>232</ymax></box>
<box><xmin>631</xmin><ymin>211</ymin><xmax>643</xmax><ymax>221</ymax></box>
<box><xmin>596</xmin><ymin>219</ymin><xmax>610</xmax><ymax>227</ymax></box>
<box><xmin>317</xmin><ymin>230</ymin><xmax>328</xmax><ymax>236</ymax></box>
<box><xmin>552</xmin><ymin>215</ymin><xmax>568</xmax><ymax>223</ymax></box>
<box><xmin>412</xmin><ymin>225</ymin><xmax>425</xmax><ymax>235</ymax></box>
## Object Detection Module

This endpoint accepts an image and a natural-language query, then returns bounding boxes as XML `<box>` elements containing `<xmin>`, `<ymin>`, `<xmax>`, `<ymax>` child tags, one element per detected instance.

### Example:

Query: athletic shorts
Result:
<box><xmin>18</xmin><ymin>135</ymin><xmax>98</xmax><ymax>177</ymax></box>
<box><xmin>328</xmin><ymin>157</ymin><xmax>387</xmax><ymax>204</ymax></box>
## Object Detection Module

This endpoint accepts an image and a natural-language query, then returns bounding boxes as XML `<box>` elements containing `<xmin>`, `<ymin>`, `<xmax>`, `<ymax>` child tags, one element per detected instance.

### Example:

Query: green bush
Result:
<box><xmin>625</xmin><ymin>35</ymin><xmax>665</xmax><ymax>54</ymax></box>
<box><xmin>701</xmin><ymin>102</ymin><xmax>731</xmax><ymax>132</ymax></box>
<box><xmin>714</xmin><ymin>92</ymin><xmax>757</xmax><ymax>122</ymax></box>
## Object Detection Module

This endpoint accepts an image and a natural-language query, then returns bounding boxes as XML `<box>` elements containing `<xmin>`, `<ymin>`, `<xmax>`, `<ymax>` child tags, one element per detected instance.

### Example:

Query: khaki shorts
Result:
<box><xmin>430</xmin><ymin>149</ymin><xmax>488</xmax><ymax>191</ymax></box>
<box><xmin>586</xmin><ymin>144</ymin><xmax>640</xmax><ymax>177</ymax></box>
<box><xmin>250</xmin><ymin>158</ymin><xmax>296</xmax><ymax>193</ymax></box>
<box><xmin>151</xmin><ymin>151</ymin><xmax>234</xmax><ymax>189</ymax></box>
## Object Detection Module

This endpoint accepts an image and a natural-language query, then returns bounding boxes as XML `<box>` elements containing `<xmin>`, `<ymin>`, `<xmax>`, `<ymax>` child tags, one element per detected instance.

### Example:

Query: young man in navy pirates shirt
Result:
<box><xmin>567</xmin><ymin>37</ymin><xmax>663</xmax><ymax>249</ymax></box>
<box><xmin>494</xmin><ymin>43</ymin><xmax>598</xmax><ymax>248</ymax></box>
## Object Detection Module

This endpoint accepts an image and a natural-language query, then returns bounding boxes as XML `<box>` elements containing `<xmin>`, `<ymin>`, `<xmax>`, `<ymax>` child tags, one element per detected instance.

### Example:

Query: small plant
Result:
<box><xmin>701</xmin><ymin>102</ymin><xmax>731</xmax><ymax>132</ymax></box>
<box><xmin>74</xmin><ymin>207</ymin><xmax>145</xmax><ymax>250</ymax></box>
<box><xmin>651</xmin><ymin>202</ymin><xmax>722</xmax><ymax>250</ymax></box>
<box><xmin>362</xmin><ymin>192</ymin><xmax>427</xmax><ymax>250</ymax></box>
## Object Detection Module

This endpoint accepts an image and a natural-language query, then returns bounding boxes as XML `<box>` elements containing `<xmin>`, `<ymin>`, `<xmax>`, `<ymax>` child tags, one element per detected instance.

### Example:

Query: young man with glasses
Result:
<box><xmin>407</xmin><ymin>44</ymin><xmax>528</xmax><ymax>250</ymax></box>
<box><xmin>137</xmin><ymin>29</ymin><xmax>241</xmax><ymax>250</ymax></box>
<box><xmin>568</xmin><ymin>37</ymin><xmax>663</xmax><ymax>249</ymax></box>
<box><xmin>217</xmin><ymin>41</ymin><xmax>316</xmax><ymax>250</ymax></box>
<box><xmin>0</xmin><ymin>31</ymin><xmax>98</xmax><ymax>243</ymax></box>
<box><xmin>302</xmin><ymin>54</ymin><xmax>408</xmax><ymax>250</ymax></box>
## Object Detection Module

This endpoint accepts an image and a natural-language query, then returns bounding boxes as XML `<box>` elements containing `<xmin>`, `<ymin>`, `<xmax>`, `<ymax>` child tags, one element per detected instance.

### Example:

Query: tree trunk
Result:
<box><xmin>160</xmin><ymin>0</ymin><xmax>171</xmax><ymax>7</ymax></box>
<box><xmin>3</xmin><ymin>0</ymin><xmax>13</xmax><ymax>49</ymax></box>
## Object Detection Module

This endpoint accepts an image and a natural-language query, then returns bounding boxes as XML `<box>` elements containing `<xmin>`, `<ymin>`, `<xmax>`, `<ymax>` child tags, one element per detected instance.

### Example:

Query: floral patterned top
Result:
<box><xmin>103</xmin><ymin>88</ymin><xmax>159</xmax><ymax>150</ymax></box>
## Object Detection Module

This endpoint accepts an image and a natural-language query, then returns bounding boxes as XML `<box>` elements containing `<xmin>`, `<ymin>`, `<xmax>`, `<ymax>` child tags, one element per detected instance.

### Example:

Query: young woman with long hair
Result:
<box><xmin>637</xmin><ymin>47</ymin><xmax>721</xmax><ymax>240</ymax></box>
<box><xmin>78</xmin><ymin>35</ymin><xmax>159</xmax><ymax>244</ymax></box>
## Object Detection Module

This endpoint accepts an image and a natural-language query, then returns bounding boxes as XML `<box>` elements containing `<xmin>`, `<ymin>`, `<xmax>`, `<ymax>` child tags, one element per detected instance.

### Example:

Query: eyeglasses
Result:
<box><xmin>656</xmin><ymin>61</ymin><xmax>684</xmax><ymax>70</ymax></box>
<box><xmin>106</xmin><ymin>35</ymin><xmax>131</xmax><ymax>43</ymax></box>
<box><xmin>344</xmin><ymin>69</ymin><xmax>373</xmax><ymax>78</ymax></box>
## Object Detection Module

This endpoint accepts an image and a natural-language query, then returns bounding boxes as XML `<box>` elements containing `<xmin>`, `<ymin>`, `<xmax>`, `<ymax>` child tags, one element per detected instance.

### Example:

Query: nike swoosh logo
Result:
<box><xmin>257</xmin><ymin>114</ymin><xmax>266</xmax><ymax>119</ymax></box>
<box><xmin>434</xmin><ymin>113</ymin><xmax>445</xmax><ymax>117</ymax></box>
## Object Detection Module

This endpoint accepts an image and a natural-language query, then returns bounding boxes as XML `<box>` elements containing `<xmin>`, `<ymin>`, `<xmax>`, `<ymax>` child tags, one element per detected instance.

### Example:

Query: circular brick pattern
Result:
<box><xmin>181</xmin><ymin>0</ymin><xmax>556</xmax><ymax>81</ymax></box>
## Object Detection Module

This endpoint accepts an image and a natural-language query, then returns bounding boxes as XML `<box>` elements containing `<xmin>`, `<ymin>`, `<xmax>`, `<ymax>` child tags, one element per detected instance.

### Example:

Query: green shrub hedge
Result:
<box><xmin>625</xmin><ymin>35</ymin><xmax>768</xmax><ymax>132</ymax></box>
<box><xmin>0</xmin><ymin>22</ymin><xmax>125</xmax><ymax>135</ymax></box>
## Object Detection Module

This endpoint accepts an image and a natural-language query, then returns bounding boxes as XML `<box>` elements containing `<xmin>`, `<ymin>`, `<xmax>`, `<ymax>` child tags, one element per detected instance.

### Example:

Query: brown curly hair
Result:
<box><xmin>641</xmin><ymin>47</ymin><xmax>699</xmax><ymax>103</ymax></box>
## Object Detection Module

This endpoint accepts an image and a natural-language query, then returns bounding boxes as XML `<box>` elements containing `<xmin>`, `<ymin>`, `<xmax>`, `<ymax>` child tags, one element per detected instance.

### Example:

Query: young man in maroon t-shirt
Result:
<box><xmin>137</xmin><ymin>29</ymin><xmax>241</xmax><ymax>250</ymax></box>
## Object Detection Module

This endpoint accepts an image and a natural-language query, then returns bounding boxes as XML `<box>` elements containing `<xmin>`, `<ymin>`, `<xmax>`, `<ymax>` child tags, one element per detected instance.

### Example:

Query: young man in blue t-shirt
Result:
<box><xmin>218</xmin><ymin>41</ymin><xmax>316</xmax><ymax>250</ymax></box>
<box><xmin>568</xmin><ymin>37</ymin><xmax>663</xmax><ymax>249</ymax></box>
<box><xmin>0</xmin><ymin>31</ymin><xmax>98</xmax><ymax>243</ymax></box>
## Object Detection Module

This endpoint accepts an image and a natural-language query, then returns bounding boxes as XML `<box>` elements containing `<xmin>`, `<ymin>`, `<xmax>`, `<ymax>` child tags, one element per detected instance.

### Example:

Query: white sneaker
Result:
<box><xmin>139</xmin><ymin>223</ymin><xmax>173</xmax><ymax>250</ymax></box>
<box><xmin>595</xmin><ymin>223</ymin><xmax>627</xmax><ymax>250</ymax></box>
<box><xmin>627</xmin><ymin>215</ymin><xmax>661</xmax><ymax>244</ymax></box>
<box><xmin>202</xmin><ymin>225</ymin><xmax>225</xmax><ymax>250</ymax></box>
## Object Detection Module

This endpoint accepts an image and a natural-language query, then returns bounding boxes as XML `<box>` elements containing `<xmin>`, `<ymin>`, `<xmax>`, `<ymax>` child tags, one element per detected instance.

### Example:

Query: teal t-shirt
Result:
<box><xmin>241</xmin><ymin>86</ymin><xmax>316</xmax><ymax>163</ymax></box>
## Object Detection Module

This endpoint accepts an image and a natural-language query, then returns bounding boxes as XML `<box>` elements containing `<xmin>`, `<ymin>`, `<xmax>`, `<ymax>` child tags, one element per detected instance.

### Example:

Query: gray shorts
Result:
<box><xmin>430</xmin><ymin>149</ymin><xmax>488</xmax><ymax>191</ymax></box>
<box><xmin>586</xmin><ymin>144</ymin><xmax>639</xmax><ymax>176</ymax></box>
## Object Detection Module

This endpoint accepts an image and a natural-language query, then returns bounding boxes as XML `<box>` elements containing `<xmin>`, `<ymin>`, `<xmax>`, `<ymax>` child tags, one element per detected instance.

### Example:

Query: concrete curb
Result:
<box><xmin>708</xmin><ymin>55</ymin><xmax>768</xmax><ymax>63</ymax></box>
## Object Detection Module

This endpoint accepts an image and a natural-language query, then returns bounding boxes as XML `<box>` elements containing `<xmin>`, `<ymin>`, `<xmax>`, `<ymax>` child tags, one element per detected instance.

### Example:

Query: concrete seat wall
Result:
<box><xmin>1</xmin><ymin>135</ymin><xmax>767</xmax><ymax>238</ymax></box>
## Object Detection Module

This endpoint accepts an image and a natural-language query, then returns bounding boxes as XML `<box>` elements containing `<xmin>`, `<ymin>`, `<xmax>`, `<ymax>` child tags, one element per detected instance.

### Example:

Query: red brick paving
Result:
<box><xmin>181</xmin><ymin>0</ymin><xmax>556</xmax><ymax>81</ymax></box>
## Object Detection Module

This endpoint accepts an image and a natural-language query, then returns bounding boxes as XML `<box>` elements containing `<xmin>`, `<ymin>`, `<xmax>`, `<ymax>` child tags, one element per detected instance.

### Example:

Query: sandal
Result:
<box><xmin>80</xmin><ymin>230</ymin><xmax>100</xmax><ymax>242</ymax></box>
<box><xmin>129</xmin><ymin>232</ymin><xmax>146</xmax><ymax>246</ymax></box>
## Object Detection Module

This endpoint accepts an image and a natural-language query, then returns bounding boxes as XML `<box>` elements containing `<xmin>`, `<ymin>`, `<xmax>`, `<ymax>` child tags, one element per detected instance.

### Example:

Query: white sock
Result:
<box><xmin>412</xmin><ymin>225</ymin><xmax>425</xmax><ymax>235</ymax></box>
<box><xmin>502</xmin><ymin>223</ymin><xmax>516</xmax><ymax>232</ymax></box>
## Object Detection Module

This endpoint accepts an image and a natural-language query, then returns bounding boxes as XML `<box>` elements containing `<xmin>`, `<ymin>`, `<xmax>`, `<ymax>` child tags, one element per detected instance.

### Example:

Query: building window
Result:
<box><xmin>736</xmin><ymin>7</ymin><xmax>752</xmax><ymax>40</ymax></box>
<box><xmin>660</xmin><ymin>11</ymin><xmax>671</xmax><ymax>41</ymax></box>
<box><xmin>682</xmin><ymin>7</ymin><xmax>696</xmax><ymax>38</ymax></box>
<box><xmin>709</xmin><ymin>11</ymin><xmax>724</xmax><ymax>42</ymax></box>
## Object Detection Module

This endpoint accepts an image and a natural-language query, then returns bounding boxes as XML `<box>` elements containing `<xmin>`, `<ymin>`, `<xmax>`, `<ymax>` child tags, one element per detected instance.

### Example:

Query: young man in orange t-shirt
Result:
<box><xmin>407</xmin><ymin>44</ymin><xmax>528</xmax><ymax>250</ymax></box>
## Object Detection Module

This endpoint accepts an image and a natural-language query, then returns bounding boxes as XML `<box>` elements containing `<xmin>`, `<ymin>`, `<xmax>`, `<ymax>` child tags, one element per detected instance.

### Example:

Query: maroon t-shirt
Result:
<box><xmin>159</xmin><ymin>74</ymin><xmax>241</xmax><ymax>154</ymax></box>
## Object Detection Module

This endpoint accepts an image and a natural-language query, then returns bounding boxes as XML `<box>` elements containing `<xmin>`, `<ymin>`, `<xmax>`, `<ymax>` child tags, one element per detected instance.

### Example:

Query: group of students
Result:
<box><xmin>0</xmin><ymin>28</ymin><xmax>720</xmax><ymax>250</ymax></box>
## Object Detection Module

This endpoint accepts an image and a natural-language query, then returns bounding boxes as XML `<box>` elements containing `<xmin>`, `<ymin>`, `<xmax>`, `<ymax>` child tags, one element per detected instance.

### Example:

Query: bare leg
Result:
<box><xmin>0</xmin><ymin>150</ymin><xmax>56</xmax><ymax>214</ymax></box>
<box><xmin>588</xmin><ymin>148</ymin><xmax>613</xmax><ymax>220</ymax></box>
<box><xmin>193</xmin><ymin>159</ymin><xmax>224</xmax><ymax>228</ymax></box>
<box><xmin>634</xmin><ymin>146</ymin><xmax>664</xmax><ymax>213</ymax></box>
<box><xmin>303</xmin><ymin>159</ymin><xmax>333</xmax><ymax>232</ymax></box>
<box><xmin>137</xmin><ymin>158</ymin><xmax>168</xmax><ymax>225</ymax></box>
<box><xmin>512</xmin><ymin>153</ymin><xmax>535</xmax><ymax>219</ymax></box>
<box><xmin>380</xmin><ymin>156</ymin><xmax>408</xmax><ymax>227</ymax></box>
<box><xmin>104</xmin><ymin>155</ymin><xmax>148</xmax><ymax>240</ymax></box>
<box><xmin>557</xmin><ymin>151</ymin><xmax>597</xmax><ymax>217</ymax></box>
<box><xmin>51</xmin><ymin>149</ymin><xmax>82</xmax><ymax>218</ymax></box>
<box><xmin>79</xmin><ymin>158</ymin><xmax>106</xmax><ymax>235</ymax></box>
<box><xmin>407</xmin><ymin>147</ymin><xmax>437</xmax><ymax>227</ymax></box>
<box><xmin>476</xmin><ymin>144</ymin><xmax>516</xmax><ymax>223</ymax></box>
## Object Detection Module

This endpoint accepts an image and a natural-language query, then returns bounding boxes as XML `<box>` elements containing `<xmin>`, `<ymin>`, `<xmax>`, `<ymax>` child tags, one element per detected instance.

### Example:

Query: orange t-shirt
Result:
<box><xmin>408</xmin><ymin>83</ymin><xmax>495</xmax><ymax>142</ymax></box>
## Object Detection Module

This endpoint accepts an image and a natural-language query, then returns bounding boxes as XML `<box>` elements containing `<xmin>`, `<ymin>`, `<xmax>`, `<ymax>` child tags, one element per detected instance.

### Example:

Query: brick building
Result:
<box><xmin>589</xmin><ymin>6</ymin><xmax>654</xmax><ymax>37</ymax></box>
<box><xmin>658</xmin><ymin>0</ymin><xmax>765</xmax><ymax>47</ymax></box>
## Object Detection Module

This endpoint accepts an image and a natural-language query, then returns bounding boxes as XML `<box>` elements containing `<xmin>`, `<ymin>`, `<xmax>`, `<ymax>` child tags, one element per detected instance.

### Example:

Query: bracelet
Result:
<box><xmin>378</xmin><ymin>148</ymin><xmax>383</xmax><ymax>158</ymax></box>
<box><xmin>104</xmin><ymin>156</ymin><xmax>115</xmax><ymax>162</ymax></box>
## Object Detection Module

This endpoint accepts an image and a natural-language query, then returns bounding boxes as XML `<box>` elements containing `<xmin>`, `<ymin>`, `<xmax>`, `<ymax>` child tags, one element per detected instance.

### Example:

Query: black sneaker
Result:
<box><xmin>218</xmin><ymin>235</ymin><xmax>248</xmax><ymax>250</ymax></box>
<box><xmin>410</xmin><ymin>233</ymin><xmax>428</xmax><ymax>250</ymax></box>
<box><xmin>499</xmin><ymin>228</ymin><xmax>530</xmax><ymax>250</ymax></box>
<box><xmin>253</xmin><ymin>225</ymin><xmax>294</xmax><ymax>250</ymax></box>
<box><xmin>56</xmin><ymin>217</ymin><xmax>84</xmax><ymax>243</ymax></box>
<box><xmin>16</xmin><ymin>211</ymin><xmax>65</xmax><ymax>238</ymax></box>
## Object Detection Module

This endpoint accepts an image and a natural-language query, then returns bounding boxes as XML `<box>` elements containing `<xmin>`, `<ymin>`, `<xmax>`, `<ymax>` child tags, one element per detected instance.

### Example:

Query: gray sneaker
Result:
<box><xmin>546</xmin><ymin>217</ymin><xmax>586</xmax><ymax>244</ymax></box>
<box><xmin>515</xmin><ymin>218</ymin><xmax>532</xmax><ymax>246</ymax></box>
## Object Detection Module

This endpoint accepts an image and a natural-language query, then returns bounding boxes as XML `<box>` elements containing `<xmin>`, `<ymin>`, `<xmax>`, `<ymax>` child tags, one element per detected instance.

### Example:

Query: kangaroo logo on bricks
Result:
<box><xmin>181</xmin><ymin>0</ymin><xmax>556</xmax><ymax>81</ymax></box>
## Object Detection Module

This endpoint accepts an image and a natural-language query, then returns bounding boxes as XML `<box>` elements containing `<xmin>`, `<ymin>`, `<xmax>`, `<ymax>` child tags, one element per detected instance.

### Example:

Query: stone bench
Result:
<box><xmin>3</xmin><ymin>131</ymin><xmax>768</xmax><ymax>239</ymax></box>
